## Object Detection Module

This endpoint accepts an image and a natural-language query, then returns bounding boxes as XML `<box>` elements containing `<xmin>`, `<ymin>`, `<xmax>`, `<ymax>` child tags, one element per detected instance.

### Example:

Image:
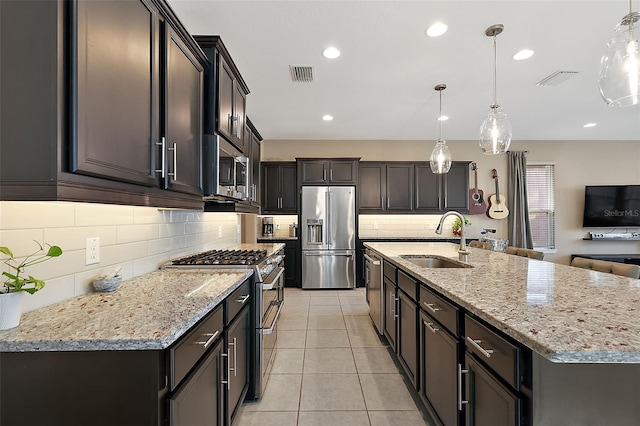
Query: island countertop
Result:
<box><xmin>365</xmin><ymin>242</ymin><xmax>640</xmax><ymax>363</ymax></box>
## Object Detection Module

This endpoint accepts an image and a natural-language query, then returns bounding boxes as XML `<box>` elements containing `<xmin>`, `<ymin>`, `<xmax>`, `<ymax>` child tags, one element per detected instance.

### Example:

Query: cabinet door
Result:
<box><xmin>384</xmin><ymin>279</ymin><xmax>397</xmax><ymax>350</ymax></box>
<box><xmin>465</xmin><ymin>353</ymin><xmax>520</xmax><ymax>426</ymax></box>
<box><xmin>280</xmin><ymin>164</ymin><xmax>298</xmax><ymax>212</ymax></box>
<box><xmin>329</xmin><ymin>160</ymin><xmax>357</xmax><ymax>184</ymax></box>
<box><xmin>262</xmin><ymin>163</ymin><xmax>281</xmax><ymax>212</ymax></box>
<box><xmin>170</xmin><ymin>339</ymin><xmax>224</xmax><ymax>426</ymax></box>
<box><xmin>443</xmin><ymin>163</ymin><xmax>470</xmax><ymax>212</ymax></box>
<box><xmin>284</xmin><ymin>242</ymin><xmax>298</xmax><ymax>287</ymax></box>
<box><xmin>233</xmin><ymin>84</ymin><xmax>247</xmax><ymax>152</ymax></box>
<box><xmin>359</xmin><ymin>164</ymin><xmax>386</xmax><ymax>211</ymax></box>
<box><xmin>164</xmin><ymin>26</ymin><xmax>203</xmax><ymax>195</ymax></box>
<box><xmin>414</xmin><ymin>164</ymin><xmax>441</xmax><ymax>211</ymax></box>
<box><xmin>421</xmin><ymin>311</ymin><xmax>460</xmax><ymax>426</ymax></box>
<box><xmin>227</xmin><ymin>306</ymin><xmax>250</xmax><ymax>424</ymax></box>
<box><xmin>300</xmin><ymin>160</ymin><xmax>328</xmax><ymax>184</ymax></box>
<box><xmin>217</xmin><ymin>57</ymin><xmax>235</xmax><ymax>142</ymax></box>
<box><xmin>397</xmin><ymin>291</ymin><xmax>418</xmax><ymax>387</ymax></box>
<box><xmin>250</xmin><ymin>133</ymin><xmax>261</xmax><ymax>205</ymax></box>
<box><xmin>73</xmin><ymin>0</ymin><xmax>158</xmax><ymax>186</ymax></box>
<box><xmin>386</xmin><ymin>164</ymin><xmax>413</xmax><ymax>210</ymax></box>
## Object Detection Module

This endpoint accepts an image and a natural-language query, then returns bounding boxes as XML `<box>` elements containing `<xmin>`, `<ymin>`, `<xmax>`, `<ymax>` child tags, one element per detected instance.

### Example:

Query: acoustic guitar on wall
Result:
<box><xmin>468</xmin><ymin>162</ymin><xmax>487</xmax><ymax>215</ymax></box>
<box><xmin>487</xmin><ymin>168</ymin><xmax>509</xmax><ymax>219</ymax></box>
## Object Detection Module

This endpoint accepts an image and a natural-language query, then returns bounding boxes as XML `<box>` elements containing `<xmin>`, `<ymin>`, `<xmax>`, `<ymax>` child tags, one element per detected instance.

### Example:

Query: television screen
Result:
<box><xmin>583</xmin><ymin>185</ymin><xmax>640</xmax><ymax>227</ymax></box>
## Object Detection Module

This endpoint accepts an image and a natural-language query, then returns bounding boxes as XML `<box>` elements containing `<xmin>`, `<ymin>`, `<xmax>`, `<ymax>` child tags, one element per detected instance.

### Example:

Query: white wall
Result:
<box><xmin>0</xmin><ymin>202</ymin><xmax>241</xmax><ymax>312</ymax></box>
<box><xmin>263</xmin><ymin>139</ymin><xmax>640</xmax><ymax>264</ymax></box>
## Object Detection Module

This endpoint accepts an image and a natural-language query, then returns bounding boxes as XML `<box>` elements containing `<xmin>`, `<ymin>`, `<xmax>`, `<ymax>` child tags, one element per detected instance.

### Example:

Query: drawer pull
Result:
<box><xmin>466</xmin><ymin>336</ymin><xmax>494</xmax><ymax>358</ymax></box>
<box><xmin>424</xmin><ymin>321</ymin><xmax>440</xmax><ymax>333</ymax></box>
<box><xmin>193</xmin><ymin>330</ymin><xmax>220</xmax><ymax>348</ymax></box>
<box><xmin>230</xmin><ymin>337</ymin><xmax>237</xmax><ymax>377</ymax></box>
<box><xmin>237</xmin><ymin>294</ymin><xmax>250</xmax><ymax>305</ymax></box>
<box><xmin>221</xmin><ymin>352</ymin><xmax>230</xmax><ymax>390</ymax></box>
<box><xmin>458</xmin><ymin>364</ymin><xmax>469</xmax><ymax>411</ymax></box>
<box><xmin>423</xmin><ymin>302</ymin><xmax>442</xmax><ymax>314</ymax></box>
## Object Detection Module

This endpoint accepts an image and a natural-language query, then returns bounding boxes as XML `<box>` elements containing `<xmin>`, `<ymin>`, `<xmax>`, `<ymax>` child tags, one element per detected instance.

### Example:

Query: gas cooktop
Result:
<box><xmin>169</xmin><ymin>249</ymin><xmax>268</xmax><ymax>266</ymax></box>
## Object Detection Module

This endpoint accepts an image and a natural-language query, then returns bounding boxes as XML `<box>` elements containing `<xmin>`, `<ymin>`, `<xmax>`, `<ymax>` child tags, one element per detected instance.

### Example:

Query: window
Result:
<box><xmin>526</xmin><ymin>163</ymin><xmax>555</xmax><ymax>249</ymax></box>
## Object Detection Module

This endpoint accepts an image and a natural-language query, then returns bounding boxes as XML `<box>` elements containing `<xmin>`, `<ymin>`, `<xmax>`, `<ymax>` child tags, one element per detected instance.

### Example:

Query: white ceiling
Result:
<box><xmin>168</xmin><ymin>0</ymin><xmax>640</xmax><ymax>142</ymax></box>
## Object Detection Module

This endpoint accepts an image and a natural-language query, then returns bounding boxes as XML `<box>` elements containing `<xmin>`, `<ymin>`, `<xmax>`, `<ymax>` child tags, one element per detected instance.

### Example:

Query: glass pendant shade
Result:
<box><xmin>479</xmin><ymin>105</ymin><xmax>512</xmax><ymax>154</ymax></box>
<box><xmin>430</xmin><ymin>139</ymin><xmax>451</xmax><ymax>174</ymax></box>
<box><xmin>598</xmin><ymin>11</ymin><xmax>640</xmax><ymax>107</ymax></box>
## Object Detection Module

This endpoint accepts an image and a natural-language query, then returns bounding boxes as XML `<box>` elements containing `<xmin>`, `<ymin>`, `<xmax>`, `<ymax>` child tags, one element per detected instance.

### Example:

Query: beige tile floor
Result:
<box><xmin>236</xmin><ymin>287</ymin><xmax>434</xmax><ymax>426</ymax></box>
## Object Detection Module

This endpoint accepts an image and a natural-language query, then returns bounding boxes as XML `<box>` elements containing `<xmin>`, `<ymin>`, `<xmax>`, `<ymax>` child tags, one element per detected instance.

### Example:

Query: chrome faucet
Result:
<box><xmin>435</xmin><ymin>211</ymin><xmax>471</xmax><ymax>261</ymax></box>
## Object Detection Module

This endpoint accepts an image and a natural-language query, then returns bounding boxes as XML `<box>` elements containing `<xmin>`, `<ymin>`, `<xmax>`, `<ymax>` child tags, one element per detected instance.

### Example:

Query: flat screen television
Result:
<box><xmin>583</xmin><ymin>185</ymin><xmax>640</xmax><ymax>227</ymax></box>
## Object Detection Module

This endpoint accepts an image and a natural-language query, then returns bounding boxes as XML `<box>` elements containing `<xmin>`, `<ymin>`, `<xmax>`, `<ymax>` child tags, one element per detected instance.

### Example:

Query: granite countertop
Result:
<box><xmin>0</xmin><ymin>242</ymin><xmax>286</xmax><ymax>353</ymax></box>
<box><xmin>365</xmin><ymin>242</ymin><xmax>640</xmax><ymax>363</ymax></box>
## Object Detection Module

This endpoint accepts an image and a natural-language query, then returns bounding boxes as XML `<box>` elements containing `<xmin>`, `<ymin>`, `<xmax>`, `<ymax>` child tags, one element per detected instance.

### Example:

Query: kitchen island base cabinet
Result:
<box><xmin>397</xmin><ymin>289</ymin><xmax>418</xmax><ymax>387</ymax></box>
<box><xmin>226</xmin><ymin>305</ymin><xmax>250</xmax><ymax>425</ymax></box>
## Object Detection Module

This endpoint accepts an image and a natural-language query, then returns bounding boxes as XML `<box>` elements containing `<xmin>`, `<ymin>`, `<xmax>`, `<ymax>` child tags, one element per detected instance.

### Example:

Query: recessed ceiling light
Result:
<box><xmin>426</xmin><ymin>22</ymin><xmax>448</xmax><ymax>38</ymax></box>
<box><xmin>322</xmin><ymin>47</ymin><xmax>340</xmax><ymax>59</ymax></box>
<box><xmin>322</xmin><ymin>115</ymin><xmax>334</xmax><ymax>121</ymax></box>
<box><xmin>583</xmin><ymin>122</ymin><xmax>597</xmax><ymax>128</ymax></box>
<box><xmin>437</xmin><ymin>115</ymin><xmax>449</xmax><ymax>121</ymax></box>
<box><xmin>513</xmin><ymin>49</ymin><xmax>535</xmax><ymax>60</ymax></box>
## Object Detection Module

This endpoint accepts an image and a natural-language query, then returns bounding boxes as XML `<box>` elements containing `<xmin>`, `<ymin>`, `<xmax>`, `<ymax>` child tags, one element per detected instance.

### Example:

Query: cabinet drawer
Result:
<box><xmin>397</xmin><ymin>270</ymin><xmax>417</xmax><ymax>302</ymax></box>
<box><xmin>383</xmin><ymin>260</ymin><xmax>397</xmax><ymax>283</ymax></box>
<box><xmin>226</xmin><ymin>279</ymin><xmax>252</xmax><ymax>324</ymax></box>
<box><xmin>171</xmin><ymin>304</ymin><xmax>224</xmax><ymax>390</ymax></box>
<box><xmin>419</xmin><ymin>285</ymin><xmax>459</xmax><ymax>336</ymax></box>
<box><xmin>465</xmin><ymin>315</ymin><xmax>521</xmax><ymax>390</ymax></box>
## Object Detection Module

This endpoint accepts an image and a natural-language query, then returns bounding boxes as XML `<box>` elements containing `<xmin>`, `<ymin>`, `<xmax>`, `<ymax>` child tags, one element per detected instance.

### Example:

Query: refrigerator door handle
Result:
<box><xmin>326</xmin><ymin>191</ymin><xmax>331</xmax><ymax>246</ymax></box>
<box><xmin>303</xmin><ymin>251</ymin><xmax>353</xmax><ymax>256</ymax></box>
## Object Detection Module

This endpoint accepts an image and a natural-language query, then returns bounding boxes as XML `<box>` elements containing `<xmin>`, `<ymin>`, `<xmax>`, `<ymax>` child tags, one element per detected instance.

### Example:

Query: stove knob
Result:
<box><xmin>274</xmin><ymin>255</ymin><xmax>283</xmax><ymax>264</ymax></box>
<box><xmin>262</xmin><ymin>264</ymin><xmax>274</xmax><ymax>275</ymax></box>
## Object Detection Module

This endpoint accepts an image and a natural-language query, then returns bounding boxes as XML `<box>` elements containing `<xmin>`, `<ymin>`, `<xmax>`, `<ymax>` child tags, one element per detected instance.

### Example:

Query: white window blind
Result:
<box><xmin>526</xmin><ymin>164</ymin><xmax>555</xmax><ymax>249</ymax></box>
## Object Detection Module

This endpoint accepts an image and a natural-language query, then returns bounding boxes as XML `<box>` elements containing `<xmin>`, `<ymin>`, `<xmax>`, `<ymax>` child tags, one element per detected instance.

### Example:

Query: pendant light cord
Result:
<box><xmin>493</xmin><ymin>35</ymin><xmax>498</xmax><ymax>108</ymax></box>
<box><xmin>438</xmin><ymin>90</ymin><xmax>443</xmax><ymax>140</ymax></box>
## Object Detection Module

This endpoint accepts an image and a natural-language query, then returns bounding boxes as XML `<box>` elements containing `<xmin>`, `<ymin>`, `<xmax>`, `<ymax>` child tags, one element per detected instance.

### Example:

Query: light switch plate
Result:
<box><xmin>86</xmin><ymin>237</ymin><xmax>100</xmax><ymax>265</ymax></box>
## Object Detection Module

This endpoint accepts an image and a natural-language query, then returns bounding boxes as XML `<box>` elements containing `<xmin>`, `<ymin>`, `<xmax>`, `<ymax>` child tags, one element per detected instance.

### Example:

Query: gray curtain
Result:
<box><xmin>507</xmin><ymin>151</ymin><xmax>533</xmax><ymax>248</ymax></box>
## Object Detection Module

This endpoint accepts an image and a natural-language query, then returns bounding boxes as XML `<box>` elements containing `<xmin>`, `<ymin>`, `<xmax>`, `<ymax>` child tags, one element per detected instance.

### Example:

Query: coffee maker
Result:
<box><xmin>262</xmin><ymin>217</ymin><xmax>274</xmax><ymax>237</ymax></box>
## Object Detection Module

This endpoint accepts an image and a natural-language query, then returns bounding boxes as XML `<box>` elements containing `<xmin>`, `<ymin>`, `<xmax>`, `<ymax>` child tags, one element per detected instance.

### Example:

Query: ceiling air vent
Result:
<box><xmin>290</xmin><ymin>65</ymin><xmax>315</xmax><ymax>83</ymax></box>
<box><xmin>536</xmin><ymin>70</ymin><xmax>579</xmax><ymax>86</ymax></box>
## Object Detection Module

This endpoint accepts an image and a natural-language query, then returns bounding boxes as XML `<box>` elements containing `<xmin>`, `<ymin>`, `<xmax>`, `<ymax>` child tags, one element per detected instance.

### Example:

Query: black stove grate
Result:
<box><xmin>170</xmin><ymin>249</ymin><xmax>268</xmax><ymax>266</ymax></box>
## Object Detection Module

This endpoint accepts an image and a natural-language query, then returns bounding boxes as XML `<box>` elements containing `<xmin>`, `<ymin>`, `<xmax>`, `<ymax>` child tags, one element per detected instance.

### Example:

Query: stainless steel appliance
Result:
<box><xmin>203</xmin><ymin>134</ymin><xmax>250</xmax><ymax>201</ymax></box>
<box><xmin>262</xmin><ymin>217</ymin><xmax>274</xmax><ymax>237</ymax></box>
<box><xmin>164</xmin><ymin>248</ymin><xmax>284</xmax><ymax>399</ymax></box>
<box><xmin>301</xmin><ymin>186</ymin><xmax>356</xmax><ymax>289</ymax></box>
<box><xmin>364</xmin><ymin>249</ymin><xmax>383</xmax><ymax>334</ymax></box>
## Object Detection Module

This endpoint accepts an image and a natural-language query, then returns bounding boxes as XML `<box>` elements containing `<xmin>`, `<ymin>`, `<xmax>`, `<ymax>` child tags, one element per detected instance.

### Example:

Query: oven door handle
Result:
<box><xmin>261</xmin><ymin>267</ymin><xmax>284</xmax><ymax>291</ymax></box>
<box><xmin>262</xmin><ymin>301</ymin><xmax>284</xmax><ymax>335</ymax></box>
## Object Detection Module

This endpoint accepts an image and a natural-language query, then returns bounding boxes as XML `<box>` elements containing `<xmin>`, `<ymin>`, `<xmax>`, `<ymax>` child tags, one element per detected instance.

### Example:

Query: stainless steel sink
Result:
<box><xmin>400</xmin><ymin>255</ymin><xmax>472</xmax><ymax>269</ymax></box>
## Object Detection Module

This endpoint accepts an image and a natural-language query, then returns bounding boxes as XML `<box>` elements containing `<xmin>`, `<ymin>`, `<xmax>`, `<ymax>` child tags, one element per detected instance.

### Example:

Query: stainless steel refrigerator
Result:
<box><xmin>301</xmin><ymin>186</ymin><xmax>356</xmax><ymax>289</ymax></box>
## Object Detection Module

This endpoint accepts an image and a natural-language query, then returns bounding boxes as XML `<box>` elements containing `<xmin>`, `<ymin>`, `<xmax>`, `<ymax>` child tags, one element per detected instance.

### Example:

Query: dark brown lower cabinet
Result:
<box><xmin>226</xmin><ymin>305</ymin><xmax>250</xmax><ymax>424</ymax></box>
<box><xmin>170</xmin><ymin>338</ymin><xmax>224</xmax><ymax>426</ymax></box>
<box><xmin>397</xmin><ymin>290</ymin><xmax>418</xmax><ymax>387</ymax></box>
<box><xmin>465</xmin><ymin>353</ymin><xmax>520</xmax><ymax>426</ymax></box>
<box><xmin>420</xmin><ymin>311</ymin><xmax>461</xmax><ymax>426</ymax></box>
<box><xmin>384</xmin><ymin>278</ymin><xmax>397</xmax><ymax>350</ymax></box>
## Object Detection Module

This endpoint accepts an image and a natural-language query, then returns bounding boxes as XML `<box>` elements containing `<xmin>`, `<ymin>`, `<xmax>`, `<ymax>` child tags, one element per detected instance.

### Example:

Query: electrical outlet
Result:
<box><xmin>86</xmin><ymin>237</ymin><xmax>100</xmax><ymax>265</ymax></box>
<box><xmin>373</xmin><ymin>223</ymin><xmax>378</xmax><ymax>230</ymax></box>
<box><xmin>218</xmin><ymin>226</ymin><xmax>223</xmax><ymax>238</ymax></box>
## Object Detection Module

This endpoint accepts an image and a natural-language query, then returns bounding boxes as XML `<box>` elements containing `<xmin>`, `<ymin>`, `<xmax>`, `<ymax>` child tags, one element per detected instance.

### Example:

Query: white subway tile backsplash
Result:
<box><xmin>116</xmin><ymin>224</ymin><xmax>159</xmax><ymax>244</ymax></box>
<box><xmin>1</xmin><ymin>202</ymin><xmax>75</xmax><ymax>230</ymax></box>
<box><xmin>133</xmin><ymin>207</ymin><xmax>164</xmax><ymax>224</ymax></box>
<box><xmin>75</xmin><ymin>203</ymin><xmax>135</xmax><ymax>226</ymax></box>
<box><xmin>0</xmin><ymin>229</ymin><xmax>45</xmax><ymax>256</ymax></box>
<box><xmin>44</xmin><ymin>226</ymin><xmax>117</xmax><ymax>251</ymax></box>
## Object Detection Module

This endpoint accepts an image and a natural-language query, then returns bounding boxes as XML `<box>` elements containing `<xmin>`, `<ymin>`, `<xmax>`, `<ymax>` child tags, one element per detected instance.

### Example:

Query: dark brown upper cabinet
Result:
<box><xmin>247</xmin><ymin>118</ymin><xmax>262</xmax><ymax>207</ymax></box>
<box><xmin>359</xmin><ymin>163</ymin><xmax>386</xmax><ymax>210</ymax></box>
<box><xmin>195</xmin><ymin>36</ymin><xmax>249</xmax><ymax>155</ymax></box>
<box><xmin>298</xmin><ymin>159</ymin><xmax>359</xmax><ymax>185</ymax></box>
<box><xmin>262</xmin><ymin>162</ymin><xmax>298</xmax><ymax>214</ymax></box>
<box><xmin>0</xmin><ymin>0</ymin><xmax>206</xmax><ymax>208</ymax></box>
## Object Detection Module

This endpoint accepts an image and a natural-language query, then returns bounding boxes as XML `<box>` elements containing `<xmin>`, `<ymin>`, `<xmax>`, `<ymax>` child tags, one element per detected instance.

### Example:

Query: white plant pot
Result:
<box><xmin>0</xmin><ymin>292</ymin><xmax>25</xmax><ymax>330</ymax></box>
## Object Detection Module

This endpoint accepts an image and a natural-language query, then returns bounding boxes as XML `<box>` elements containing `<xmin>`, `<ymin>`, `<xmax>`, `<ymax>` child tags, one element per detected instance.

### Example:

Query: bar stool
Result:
<box><xmin>570</xmin><ymin>257</ymin><xmax>640</xmax><ymax>279</ymax></box>
<box><xmin>504</xmin><ymin>246</ymin><xmax>545</xmax><ymax>260</ymax></box>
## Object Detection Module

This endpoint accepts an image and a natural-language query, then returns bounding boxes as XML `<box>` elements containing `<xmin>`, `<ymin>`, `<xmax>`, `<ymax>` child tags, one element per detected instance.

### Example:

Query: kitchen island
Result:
<box><xmin>366</xmin><ymin>242</ymin><xmax>640</xmax><ymax>426</ymax></box>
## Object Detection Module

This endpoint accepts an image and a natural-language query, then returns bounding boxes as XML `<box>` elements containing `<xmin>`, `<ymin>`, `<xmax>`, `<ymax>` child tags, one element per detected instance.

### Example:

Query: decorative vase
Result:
<box><xmin>0</xmin><ymin>292</ymin><xmax>25</xmax><ymax>330</ymax></box>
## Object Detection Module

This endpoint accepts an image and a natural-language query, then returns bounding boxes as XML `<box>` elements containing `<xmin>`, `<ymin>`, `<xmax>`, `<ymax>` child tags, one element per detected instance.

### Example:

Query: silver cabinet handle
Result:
<box><xmin>168</xmin><ymin>142</ymin><xmax>177</xmax><ymax>181</ymax></box>
<box><xmin>395</xmin><ymin>296</ymin><xmax>399</xmax><ymax>319</ymax></box>
<box><xmin>364</xmin><ymin>254</ymin><xmax>381</xmax><ymax>265</ymax></box>
<box><xmin>236</xmin><ymin>294</ymin><xmax>250</xmax><ymax>305</ymax></box>
<box><xmin>232</xmin><ymin>337</ymin><xmax>237</xmax><ymax>377</ymax></box>
<box><xmin>381</xmin><ymin>195</ymin><xmax>384</xmax><ymax>208</ymax></box>
<box><xmin>390</xmin><ymin>292</ymin><xmax>395</xmax><ymax>316</ymax></box>
<box><xmin>323</xmin><ymin>168</ymin><xmax>327</xmax><ymax>181</ymax></box>
<box><xmin>228</xmin><ymin>338</ymin><xmax>236</xmax><ymax>376</ymax></box>
<box><xmin>466</xmin><ymin>336</ymin><xmax>494</xmax><ymax>358</ymax></box>
<box><xmin>423</xmin><ymin>302</ymin><xmax>442</xmax><ymax>314</ymax></box>
<box><xmin>233</xmin><ymin>115</ymin><xmax>240</xmax><ymax>137</ymax></box>
<box><xmin>221</xmin><ymin>351</ymin><xmax>230</xmax><ymax>390</ymax></box>
<box><xmin>155</xmin><ymin>137</ymin><xmax>166</xmax><ymax>178</ymax></box>
<box><xmin>193</xmin><ymin>330</ymin><xmax>220</xmax><ymax>348</ymax></box>
<box><xmin>458</xmin><ymin>363</ymin><xmax>469</xmax><ymax>411</ymax></box>
<box><xmin>424</xmin><ymin>321</ymin><xmax>440</xmax><ymax>333</ymax></box>
<box><xmin>330</xmin><ymin>168</ymin><xmax>333</xmax><ymax>181</ymax></box>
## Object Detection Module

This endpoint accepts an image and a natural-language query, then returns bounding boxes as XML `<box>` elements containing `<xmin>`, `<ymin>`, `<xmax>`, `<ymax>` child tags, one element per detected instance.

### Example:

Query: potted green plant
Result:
<box><xmin>0</xmin><ymin>241</ymin><xmax>63</xmax><ymax>330</ymax></box>
<box><xmin>452</xmin><ymin>215</ymin><xmax>471</xmax><ymax>237</ymax></box>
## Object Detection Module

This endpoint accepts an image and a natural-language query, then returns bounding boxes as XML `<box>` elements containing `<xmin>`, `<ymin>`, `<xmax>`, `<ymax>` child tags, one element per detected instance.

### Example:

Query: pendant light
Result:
<box><xmin>598</xmin><ymin>0</ymin><xmax>640</xmax><ymax>106</ymax></box>
<box><xmin>479</xmin><ymin>24</ymin><xmax>512</xmax><ymax>155</ymax></box>
<box><xmin>430</xmin><ymin>84</ymin><xmax>452</xmax><ymax>174</ymax></box>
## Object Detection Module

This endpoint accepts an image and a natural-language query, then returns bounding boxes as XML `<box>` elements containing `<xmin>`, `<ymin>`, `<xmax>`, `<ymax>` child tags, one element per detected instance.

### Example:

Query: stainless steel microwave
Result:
<box><xmin>203</xmin><ymin>134</ymin><xmax>249</xmax><ymax>201</ymax></box>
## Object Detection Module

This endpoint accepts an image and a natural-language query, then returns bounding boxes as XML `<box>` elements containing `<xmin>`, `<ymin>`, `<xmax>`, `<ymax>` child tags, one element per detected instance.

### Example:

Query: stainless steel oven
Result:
<box><xmin>162</xmin><ymin>247</ymin><xmax>285</xmax><ymax>400</ymax></box>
